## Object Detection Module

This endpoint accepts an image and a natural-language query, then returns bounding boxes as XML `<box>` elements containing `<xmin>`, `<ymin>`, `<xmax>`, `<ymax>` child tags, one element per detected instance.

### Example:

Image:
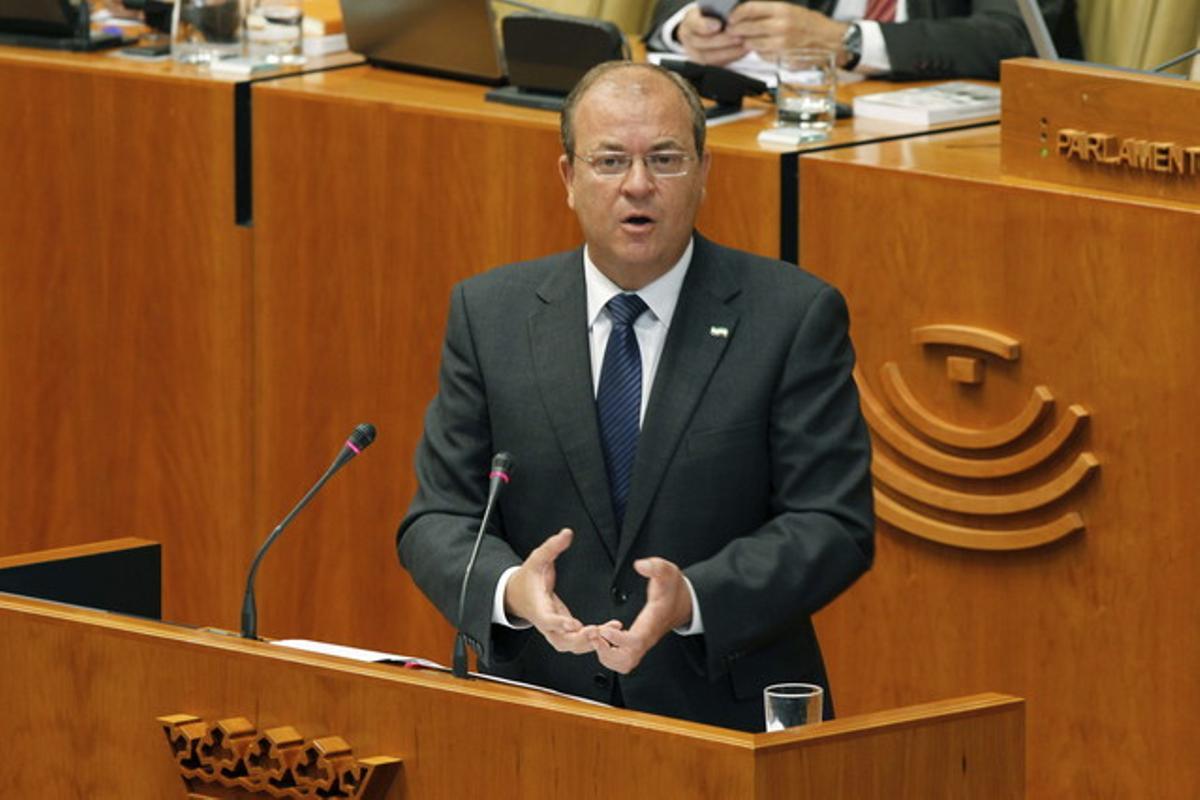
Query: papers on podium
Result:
<box><xmin>852</xmin><ymin>81</ymin><xmax>1000</xmax><ymax>125</ymax></box>
<box><xmin>271</xmin><ymin>639</ymin><xmax>609</xmax><ymax>706</ymax></box>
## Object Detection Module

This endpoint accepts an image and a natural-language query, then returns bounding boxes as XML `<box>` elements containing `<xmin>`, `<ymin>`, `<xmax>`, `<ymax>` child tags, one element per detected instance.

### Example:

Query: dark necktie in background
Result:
<box><xmin>864</xmin><ymin>0</ymin><xmax>897</xmax><ymax>22</ymax></box>
<box><xmin>596</xmin><ymin>293</ymin><xmax>648</xmax><ymax>529</ymax></box>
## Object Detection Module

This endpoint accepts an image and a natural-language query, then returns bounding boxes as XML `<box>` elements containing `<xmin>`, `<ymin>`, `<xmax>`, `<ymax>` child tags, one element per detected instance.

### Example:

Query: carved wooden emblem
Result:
<box><xmin>856</xmin><ymin>324</ymin><xmax>1098</xmax><ymax>550</ymax></box>
<box><xmin>158</xmin><ymin>714</ymin><xmax>400</xmax><ymax>799</ymax></box>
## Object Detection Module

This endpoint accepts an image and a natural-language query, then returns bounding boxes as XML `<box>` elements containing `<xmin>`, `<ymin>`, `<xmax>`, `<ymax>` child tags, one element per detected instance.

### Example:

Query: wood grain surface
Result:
<box><xmin>800</xmin><ymin>126</ymin><xmax>1200</xmax><ymax>799</ymax></box>
<box><xmin>1001</xmin><ymin>58</ymin><xmax>1200</xmax><ymax>204</ymax></box>
<box><xmin>0</xmin><ymin>49</ymin><xmax>253</xmax><ymax>630</ymax></box>
<box><xmin>0</xmin><ymin>594</ymin><xmax>1024</xmax><ymax>799</ymax></box>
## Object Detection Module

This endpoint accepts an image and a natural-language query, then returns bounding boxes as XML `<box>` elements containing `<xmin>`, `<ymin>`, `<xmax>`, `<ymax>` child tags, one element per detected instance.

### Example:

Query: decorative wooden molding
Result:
<box><xmin>880</xmin><ymin>362</ymin><xmax>1053</xmax><ymax>449</ymax></box>
<box><xmin>911</xmin><ymin>325</ymin><xmax>1020</xmax><ymax>360</ymax></box>
<box><xmin>857</xmin><ymin>370</ymin><xmax>1089</xmax><ymax>479</ymax></box>
<box><xmin>946</xmin><ymin>356</ymin><xmax>984</xmax><ymax>385</ymax></box>
<box><xmin>872</xmin><ymin>451</ymin><xmax>1099</xmax><ymax>516</ymax></box>
<box><xmin>158</xmin><ymin>714</ymin><xmax>400</xmax><ymax>799</ymax></box>
<box><xmin>856</xmin><ymin>324</ymin><xmax>1099</xmax><ymax>551</ymax></box>
<box><xmin>874</xmin><ymin>491</ymin><xmax>1086</xmax><ymax>551</ymax></box>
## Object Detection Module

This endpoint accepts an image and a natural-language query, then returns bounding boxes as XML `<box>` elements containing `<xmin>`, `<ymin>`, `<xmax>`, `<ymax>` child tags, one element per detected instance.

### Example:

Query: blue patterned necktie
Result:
<box><xmin>596</xmin><ymin>293</ymin><xmax>649</xmax><ymax>528</ymax></box>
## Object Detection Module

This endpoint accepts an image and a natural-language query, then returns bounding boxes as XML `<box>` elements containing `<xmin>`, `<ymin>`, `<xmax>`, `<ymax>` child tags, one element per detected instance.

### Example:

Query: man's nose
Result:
<box><xmin>620</xmin><ymin>157</ymin><xmax>656</xmax><ymax>195</ymax></box>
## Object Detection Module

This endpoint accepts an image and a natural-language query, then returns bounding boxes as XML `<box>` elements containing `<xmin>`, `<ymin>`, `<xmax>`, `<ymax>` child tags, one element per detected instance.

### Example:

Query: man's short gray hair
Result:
<box><xmin>560</xmin><ymin>61</ymin><xmax>707</xmax><ymax>160</ymax></box>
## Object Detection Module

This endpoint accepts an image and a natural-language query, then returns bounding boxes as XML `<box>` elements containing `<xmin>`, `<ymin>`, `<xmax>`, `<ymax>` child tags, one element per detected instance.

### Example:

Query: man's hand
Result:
<box><xmin>676</xmin><ymin>6</ymin><xmax>751</xmax><ymax>65</ymax></box>
<box><xmin>726</xmin><ymin>2</ymin><xmax>850</xmax><ymax>63</ymax></box>
<box><xmin>504</xmin><ymin>529</ymin><xmax>594</xmax><ymax>654</ymax></box>
<box><xmin>589</xmin><ymin>557</ymin><xmax>694</xmax><ymax>674</ymax></box>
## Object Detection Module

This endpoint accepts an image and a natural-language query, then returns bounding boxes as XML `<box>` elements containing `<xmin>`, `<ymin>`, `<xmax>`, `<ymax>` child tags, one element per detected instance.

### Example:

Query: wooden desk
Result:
<box><xmin>0</xmin><ymin>592</ymin><xmax>1026</xmax><ymax>799</ymax></box>
<box><xmin>799</xmin><ymin>127</ymin><xmax>1200</xmax><ymax>798</ymax></box>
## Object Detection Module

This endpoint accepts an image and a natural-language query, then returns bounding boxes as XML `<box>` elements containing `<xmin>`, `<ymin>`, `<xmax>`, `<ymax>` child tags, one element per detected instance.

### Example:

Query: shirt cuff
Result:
<box><xmin>673</xmin><ymin>574</ymin><xmax>705</xmax><ymax>636</ymax></box>
<box><xmin>492</xmin><ymin>566</ymin><xmax>532</xmax><ymax>629</ymax></box>
<box><xmin>855</xmin><ymin>20</ymin><xmax>892</xmax><ymax>74</ymax></box>
<box><xmin>658</xmin><ymin>3</ymin><xmax>694</xmax><ymax>53</ymax></box>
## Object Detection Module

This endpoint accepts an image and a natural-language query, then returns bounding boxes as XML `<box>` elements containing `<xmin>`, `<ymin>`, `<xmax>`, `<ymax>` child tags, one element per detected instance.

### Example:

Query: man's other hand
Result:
<box><xmin>726</xmin><ymin>2</ymin><xmax>849</xmax><ymax>63</ymax></box>
<box><xmin>504</xmin><ymin>529</ymin><xmax>594</xmax><ymax>654</ymax></box>
<box><xmin>676</xmin><ymin>5</ymin><xmax>751</xmax><ymax>65</ymax></box>
<box><xmin>590</xmin><ymin>557</ymin><xmax>693</xmax><ymax>674</ymax></box>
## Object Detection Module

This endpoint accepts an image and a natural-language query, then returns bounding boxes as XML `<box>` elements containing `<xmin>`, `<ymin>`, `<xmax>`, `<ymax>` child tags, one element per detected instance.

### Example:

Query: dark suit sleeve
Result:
<box><xmin>881</xmin><ymin>0</ymin><xmax>1075</xmax><ymax>80</ymax></box>
<box><xmin>683</xmin><ymin>284</ymin><xmax>874</xmax><ymax>679</ymax></box>
<box><xmin>396</xmin><ymin>283</ymin><xmax>525</xmax><ymax>667</ymax></box>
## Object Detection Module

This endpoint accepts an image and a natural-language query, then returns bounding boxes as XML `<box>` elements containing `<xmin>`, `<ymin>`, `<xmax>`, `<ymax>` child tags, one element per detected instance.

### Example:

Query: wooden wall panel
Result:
<box><xmin>0</xmin><ymin>52</ymin><xmax>253</xmax><ymax>630</ymax></box>
<box><xmin>800</xmin><ymin>129</ymin><xmax>1200</xmax><ymax>799</ymax></box>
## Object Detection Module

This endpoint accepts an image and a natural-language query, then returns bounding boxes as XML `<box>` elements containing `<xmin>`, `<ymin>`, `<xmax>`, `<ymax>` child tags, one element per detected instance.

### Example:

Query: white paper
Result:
<box><xmin>270</xmin><ymin>638</ymin><xmax>609</xmax><ymax>706</ymax></box>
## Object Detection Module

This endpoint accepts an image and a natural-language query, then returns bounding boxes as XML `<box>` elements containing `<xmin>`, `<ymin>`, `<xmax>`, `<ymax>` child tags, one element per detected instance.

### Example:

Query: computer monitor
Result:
<box><xmin>341</xmin><ymin>0</ymin><xmax>506</xmax><ymax>85</ymax></box>
<box><xmin>0</xmin><ymin>0</ymin><xmax>123</xmax><ymax>50</ymax></box>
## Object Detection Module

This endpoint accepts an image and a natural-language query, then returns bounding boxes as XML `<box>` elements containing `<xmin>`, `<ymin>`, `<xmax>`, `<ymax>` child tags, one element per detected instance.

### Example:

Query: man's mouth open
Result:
<box><xmin>621</xmin><ymin>213</ymin><xmax>655</xmax><ymax>232</ymax></box>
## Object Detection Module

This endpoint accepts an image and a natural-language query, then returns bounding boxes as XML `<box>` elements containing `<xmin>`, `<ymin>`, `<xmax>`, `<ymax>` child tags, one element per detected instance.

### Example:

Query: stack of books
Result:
<box><xmin>302</xmin><ymin>0</ymin><xmax>347</xmax><ymax>56</ymax></box>
<box><xmin>852</xmin><ymin>82</ymin><xmax>1001</xmax><ymax>125</ymax></box>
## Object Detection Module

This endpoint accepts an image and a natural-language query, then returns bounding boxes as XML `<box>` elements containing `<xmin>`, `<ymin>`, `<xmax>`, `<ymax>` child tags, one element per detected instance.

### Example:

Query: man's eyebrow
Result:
<box><xmin>589</xmin><ymin>140</ymin><xmax>630</xmax><ymax>152</ymax></box>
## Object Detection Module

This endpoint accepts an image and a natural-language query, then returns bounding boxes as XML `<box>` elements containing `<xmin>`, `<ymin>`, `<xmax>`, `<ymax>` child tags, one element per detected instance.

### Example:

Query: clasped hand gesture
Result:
<box><xmin>503</xmin><ymin>528</ymin><xmax>694</xmax><ymax>674</ymax></box>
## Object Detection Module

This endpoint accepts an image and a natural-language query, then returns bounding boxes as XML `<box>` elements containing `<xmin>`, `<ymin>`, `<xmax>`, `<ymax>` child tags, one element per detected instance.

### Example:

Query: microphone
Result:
<box><xmin>1152</xmin><ymin>47</ymin><xmax>1200</xmax><ymax>73</ymax></box>
<box><xmin>240</xmin><ymin>423</ymin><xmax>377</xmax><ymax>640</ymax></box>
<box><xmin>452</xmin><ymin>452</ymin><xmax>514</xmax><ymax>678</ymax></box>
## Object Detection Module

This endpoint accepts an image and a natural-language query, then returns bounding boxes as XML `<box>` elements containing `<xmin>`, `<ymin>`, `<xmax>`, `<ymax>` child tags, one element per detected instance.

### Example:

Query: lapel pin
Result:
<box><xmin>709</xmin><ymin>326</ymin><xmax>729</xmax><ymax>339</ymax></box>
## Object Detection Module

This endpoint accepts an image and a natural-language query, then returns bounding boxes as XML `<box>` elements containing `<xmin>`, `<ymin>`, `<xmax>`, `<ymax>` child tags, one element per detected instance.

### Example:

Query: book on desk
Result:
<box><xmin>853</xmin><ymin>81</ymin><xmax>1000</xmax><ymax>125</ymax></box>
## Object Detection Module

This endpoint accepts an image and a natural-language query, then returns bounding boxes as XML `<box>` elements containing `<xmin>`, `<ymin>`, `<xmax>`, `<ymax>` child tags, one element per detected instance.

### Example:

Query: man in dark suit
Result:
<box><xmin>648</xmin><ymin>0</ymin><xmax>1082</xmax><ymax>80</ymax></box>
<box><xmin>396</xmin><ymin>61</ymin><xmax>874</xmax><ymax>732</ymax></box>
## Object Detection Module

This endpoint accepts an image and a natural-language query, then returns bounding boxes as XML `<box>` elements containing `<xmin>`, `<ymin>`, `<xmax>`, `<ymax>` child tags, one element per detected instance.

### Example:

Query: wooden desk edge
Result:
<box><xmin>0</xmin><ymin>537</ymin><xmax>159</xmax><ymax>568</ymax></box>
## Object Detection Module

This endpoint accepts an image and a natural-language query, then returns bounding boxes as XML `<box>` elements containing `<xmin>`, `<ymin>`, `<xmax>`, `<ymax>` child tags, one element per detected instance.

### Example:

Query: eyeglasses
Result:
<box><xmin>575</xmin><ymin>151</ymin><xmax>696</xmax><ymax>178</ymax></box>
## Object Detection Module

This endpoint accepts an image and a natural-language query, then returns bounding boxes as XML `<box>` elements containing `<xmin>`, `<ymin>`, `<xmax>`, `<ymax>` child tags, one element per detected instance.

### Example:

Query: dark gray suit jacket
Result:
<box><xmin>397</xmin><ymin>235</ymin><xmax>874</xmax><ymax>731</ymax></box>
<box><xmin>647</xmin><ymin>0</ymin><xmax>1082</xmax><ymax>80</ymax></box>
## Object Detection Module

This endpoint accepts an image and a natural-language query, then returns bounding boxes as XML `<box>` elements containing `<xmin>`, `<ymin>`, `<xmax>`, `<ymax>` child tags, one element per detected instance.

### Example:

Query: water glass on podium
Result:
<box><xmin>246</xmin><ymin>0</ymin><xmax>306</xmax><ymax>64</ymax></box>
<box><xmin>774</xmin><ymin>49</ymin><xmax>837</xmax><ymax>142</ymax></box>
<box><xmin>170</xmin><ymin>0</ymin><xmax>244</xmax><ymax>64</ymax></box>
<box><xmin>763</xmin><ymin>682</ymin><xmax>824</xmax><ymax>731</ymax></box>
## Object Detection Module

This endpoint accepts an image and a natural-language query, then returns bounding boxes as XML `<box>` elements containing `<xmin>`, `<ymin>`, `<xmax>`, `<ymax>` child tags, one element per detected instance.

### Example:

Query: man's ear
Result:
<box><xmin>558</xmin><ymin>154</ymin><xmax>576</xmax><ymax>210</ymax></box>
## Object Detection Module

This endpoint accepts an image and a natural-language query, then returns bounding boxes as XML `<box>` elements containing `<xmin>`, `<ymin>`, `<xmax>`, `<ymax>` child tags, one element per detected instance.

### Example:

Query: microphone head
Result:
<box><xmin>490</xmin><ymin>451</ymin><xmax>514</xmax><ymax>481</ymax></box>
<box><xmin>348</xmin><ymin>423</ymin><xmax>377</xmax><ymax>452</ymax></box>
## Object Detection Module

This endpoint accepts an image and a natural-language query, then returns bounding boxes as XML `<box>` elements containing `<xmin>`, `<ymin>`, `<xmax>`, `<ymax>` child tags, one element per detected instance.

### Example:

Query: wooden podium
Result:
<box><xmin>0</xmin><ymin>593</ymin><xmax>1023</xmax><ymax>799</ymax></box>
<box><xmin>798</xmin><ymin>59</ymin><xmax>1200</xmax><ymax>798</ymax></box>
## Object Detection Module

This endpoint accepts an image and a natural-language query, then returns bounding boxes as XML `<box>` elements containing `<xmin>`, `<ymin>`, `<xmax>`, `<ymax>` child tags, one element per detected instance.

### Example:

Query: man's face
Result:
<box><xmin>559</xmin><ymin>70</ymin><xmax>711</xmax><ymax>289</ymax></box>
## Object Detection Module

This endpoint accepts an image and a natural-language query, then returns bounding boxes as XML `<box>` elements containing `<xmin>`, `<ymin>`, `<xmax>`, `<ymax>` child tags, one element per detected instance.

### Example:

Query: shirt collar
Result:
<box><xmin>584</xmin><ymin>238</ymin><xmax>694</xmax><ymax>329</ymax></box>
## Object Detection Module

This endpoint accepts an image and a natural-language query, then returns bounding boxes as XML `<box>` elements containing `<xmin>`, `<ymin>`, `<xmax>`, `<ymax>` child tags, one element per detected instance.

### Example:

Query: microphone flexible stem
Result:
<box><xmin>1153</xmin><ymin>47</ymin><xmax>1200</xmax><ymax>73</ymax></box>
<box><xmin>240</xmin><ymin>457</ymin><xmax>344</xmax><ymax>640</ymax></box>
<box><xmin>453</xmin><ymin>486</ymin><xmax>501</xmax><ymax>678</ymax></box>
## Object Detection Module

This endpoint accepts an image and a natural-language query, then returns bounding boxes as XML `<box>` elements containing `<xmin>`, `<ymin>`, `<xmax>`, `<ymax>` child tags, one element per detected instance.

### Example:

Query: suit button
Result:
<box><xmin>611</xmin><ymin>586</ymin><xmax>628</xmax><ymax>604</ymax></box>
<box><xmin>593</xmin><ymin>673</ymin><xmax>610</xmax><ymax>689</ymax></box>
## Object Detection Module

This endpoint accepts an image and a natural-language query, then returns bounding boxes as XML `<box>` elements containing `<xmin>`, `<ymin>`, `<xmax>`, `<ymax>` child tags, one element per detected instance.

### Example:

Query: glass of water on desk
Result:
<box><xmin>171</xmin><ymin>0</ymin><xmax>244</xmax><ymax>64</ymax></box>
<box><xmin>246</xmin><ymin>0</ymin><xmax>306</xmax><ymax>64</ymax></box>
<box><xmin>775</xmin><ymin>49</ymin><xmax>837</xmax><ymax>142</ymax></box>
<box><xmin>764</xmin><ymin>682</ymin><xmax>824</xmax><ymax>731</ymax></box>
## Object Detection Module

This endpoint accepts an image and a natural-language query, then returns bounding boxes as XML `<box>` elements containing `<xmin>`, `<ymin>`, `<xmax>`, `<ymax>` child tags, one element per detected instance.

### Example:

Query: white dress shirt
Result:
<box><xmin>492</xmin><ymin>240</ymin><xmax>705</xmax><ymax>636</ymax></box>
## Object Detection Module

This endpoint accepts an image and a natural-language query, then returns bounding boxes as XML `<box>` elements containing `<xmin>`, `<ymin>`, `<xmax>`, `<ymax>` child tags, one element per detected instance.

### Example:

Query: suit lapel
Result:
<box><xmin>616</xmin><ymin>237</ymin><xmax>741</xmax><ymax>568</ymax></box>
<box><xmin>528</xmin><ymin>251</ymin><xmax>619</xmax><ymax>560</ymax></box>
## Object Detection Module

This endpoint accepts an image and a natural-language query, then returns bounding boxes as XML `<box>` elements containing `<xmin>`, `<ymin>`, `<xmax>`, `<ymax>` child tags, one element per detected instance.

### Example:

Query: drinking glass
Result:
<box><xmin>775</xmin><ymin>49</ymin><xmax>837</xmax><ymax>142</ymax></box>
<box><xmin>763</xmin><ymin>682</ymin><xmax>824</xmax><ymax>731</ymax></box>
<box><xmin>171</xmin><ymin>0</ymin><xmax>244</xmax><ymax>64</ymax></box>
<box><xmin>245</xmin><ymin>0</ymin><xmax>305</xmax><ymax>64</ymax></box>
